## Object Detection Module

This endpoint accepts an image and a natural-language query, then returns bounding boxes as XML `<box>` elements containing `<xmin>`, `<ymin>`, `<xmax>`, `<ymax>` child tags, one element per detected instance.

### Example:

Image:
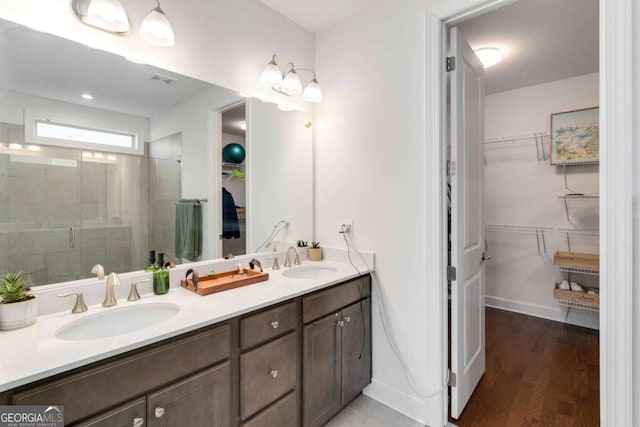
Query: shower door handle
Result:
<box><xmin>69</xmin><ymin>226</ymin><xmax>75</xmax><ymax>248</ymax></box>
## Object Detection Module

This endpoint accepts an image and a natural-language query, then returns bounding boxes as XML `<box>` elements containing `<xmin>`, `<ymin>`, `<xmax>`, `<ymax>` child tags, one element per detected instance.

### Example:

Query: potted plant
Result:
<box><xmin>309</xmin><ymin>242</ymin><xmax>322</xmax><ymax>261</ymax></box>
<box><xmin>0</xmin><ymin>272</ymin><xmax>37</xmax><ymax>331</ymax></box>
<box><xmin>296</xmin><ymin>240</ymin><xmax>309</xmax><ymax>258</ymax></box>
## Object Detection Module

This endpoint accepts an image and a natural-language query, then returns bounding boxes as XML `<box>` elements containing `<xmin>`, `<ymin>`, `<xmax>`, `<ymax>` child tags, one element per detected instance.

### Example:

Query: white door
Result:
<box><xmin>449</xmin><ymin>27</ymin><xmax>486</xmax><ymax>419</ymax></box>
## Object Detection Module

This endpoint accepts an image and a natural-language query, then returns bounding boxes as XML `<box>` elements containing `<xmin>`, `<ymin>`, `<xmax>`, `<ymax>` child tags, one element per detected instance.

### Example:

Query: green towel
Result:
<box><xmin>175</xmin><ymin>199</ymin><xmax>202</xmax><ymax>261</ymax></box>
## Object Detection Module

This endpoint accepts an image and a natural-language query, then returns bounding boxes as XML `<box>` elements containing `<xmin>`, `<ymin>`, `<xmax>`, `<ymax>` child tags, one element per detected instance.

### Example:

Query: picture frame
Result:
<box><xmin>550</xmin><ymin>106</ymin><xmax>599</xmax><ymax>165</ymax></box>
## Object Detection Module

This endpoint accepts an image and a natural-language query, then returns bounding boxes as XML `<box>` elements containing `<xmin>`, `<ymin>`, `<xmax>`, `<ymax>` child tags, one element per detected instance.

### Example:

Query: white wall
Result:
<box><xmin>150</xmin><ymin>86</ymin><xmax>242</xmax><ymax>260</ymax></box>
<box><xmin>0</xmin><ymin>0</ymin><xmax>315</xmax><ymax>112</ymax></box>
<box><xmin>315</xmin><ymin>2</ymin><xmax>443</xmax><ymax>425</ymax></box>
<box><xmin>484</xmin><ymin>73</ymin><xmax>599</xmax><ymax>328</ymax></box>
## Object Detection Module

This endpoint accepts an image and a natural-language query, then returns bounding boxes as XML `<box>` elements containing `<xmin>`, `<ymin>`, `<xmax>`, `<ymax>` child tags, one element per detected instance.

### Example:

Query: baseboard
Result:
<box><xmin>363</xmin><ymin>378</ymin><xmax>443</xmax><ymax>426</ymax></box>
<box><xmin>485</xmin><ymin>295</ymin><xmax>599</xmax><ymax>330</ymax></box>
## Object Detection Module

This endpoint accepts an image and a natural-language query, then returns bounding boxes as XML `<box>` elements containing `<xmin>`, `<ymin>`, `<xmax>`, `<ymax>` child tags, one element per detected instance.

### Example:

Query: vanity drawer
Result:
<box><xmin>242</xmin><ymin>391</ymin><xmax>298</xmax><ymax>427</ymax></box>
<box><xmin>302</xmin><ymin>275</ymin><xmax>371</xmax><ymax>323</ymax></box>
<box><xmin>240</xmin><ymin>331</ymin><xmax>298</xmax><ymax>420</ymax></box>
<box><xmin>13</xmin><ymin>323</ymin><xmax>231</xmax><ymax>425</ymax></box>
<box><xmin>241</xmin><ymin>300</ymin><xmax>299</xmax><ymax>349</ymax></box>
<box><xmin>75</xmin><ymin>398</ymin><xmax>146</xmax><ymax>427</ymax></box>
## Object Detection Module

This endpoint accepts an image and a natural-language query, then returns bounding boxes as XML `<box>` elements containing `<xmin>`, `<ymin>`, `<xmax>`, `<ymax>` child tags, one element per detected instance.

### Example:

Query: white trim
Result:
<box><xmin>435</xmin><ymin>0</ymin><xmax>635</xmax><ymax>425</ymax></box>
<box><xmin>485</xmin><ymin>296</ymin><xmax>599</xmax><ymax>330</ymax></box>
<box><xmin>600</xmin><ymin>0</ymin><xmax>634</xmax><ymax>426</ymax></box>
<box><xmin>363</xmin><ymin>379</ymin><xmax>429</xmax><ymax>425</ymax></box>
<box><xmin>424</xmin><ymin>11</ymin><xmax>448</xmax><ymax>427</ymax></box>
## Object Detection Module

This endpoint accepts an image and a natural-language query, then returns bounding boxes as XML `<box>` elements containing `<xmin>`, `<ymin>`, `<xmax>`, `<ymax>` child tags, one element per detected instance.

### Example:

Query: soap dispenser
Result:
<box><xmin>153</xmin><ymin>253</ymin><xmax>170</xmax><ymax>295</ymax></box>
<box><xmin>145</xmin><ymin>250</ymin><xmax>157</xmax><ymax>273</ymax></box>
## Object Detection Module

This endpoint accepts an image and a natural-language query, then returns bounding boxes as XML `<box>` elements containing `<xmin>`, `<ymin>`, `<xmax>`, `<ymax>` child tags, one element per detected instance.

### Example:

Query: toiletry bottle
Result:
<box><xmin>153</xmin><ymin>253</ymin><xmax>169</xmax><ymax>295</ymax></box>
<box><xmin>145</xmin><ymin>250</ymin><xmax>157</xmax><ymax>272</ymax></box>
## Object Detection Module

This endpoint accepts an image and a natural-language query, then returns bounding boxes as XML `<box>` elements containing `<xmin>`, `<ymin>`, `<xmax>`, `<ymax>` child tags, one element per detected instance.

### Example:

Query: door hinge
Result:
<box><xmin>447</xmin><ymin>161</ymin><xmax>456</xmax><ymax>176</ymax></box>
<box><xmin>446</xmin><ymin>56</ymin><xmax>456</xmax><ymax>72</ymax></box>
<box><xmin>448</xmin><ymin>370</ymin><xmax>457</xmax><ymax>387</ymax></box>
<box><xmin>447</xmin><ymin>266</ymin><xmax>456</xmax><ymax>281</ymax></box>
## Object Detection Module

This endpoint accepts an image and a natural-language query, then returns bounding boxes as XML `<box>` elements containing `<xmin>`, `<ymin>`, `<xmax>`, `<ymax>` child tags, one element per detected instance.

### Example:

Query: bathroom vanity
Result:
<box><xmin>0</xmin><ymin>264</ymin><xmax>371</xmax><ymax>427</ymax></box>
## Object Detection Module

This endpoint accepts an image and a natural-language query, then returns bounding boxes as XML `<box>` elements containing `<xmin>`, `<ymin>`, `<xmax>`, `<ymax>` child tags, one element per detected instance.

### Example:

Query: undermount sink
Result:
<box><xmin>281</xmin><ymin>265</ymin><xmax>339</xmax><ymax>279</ymax></box>
<box><xmin>55</xmin><ymin>303</ymin><xmax>180</xmax><ymax>341</ymax></box>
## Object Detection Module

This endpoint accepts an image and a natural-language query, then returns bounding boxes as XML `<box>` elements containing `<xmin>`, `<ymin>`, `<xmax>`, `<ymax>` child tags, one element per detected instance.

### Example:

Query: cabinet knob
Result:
<box><xmin>133</xmin><ymin>417</ymin><xmax>144</xmax><ymax>427</ymax></box>
<box><xmin>270</xmin><ymin>369</ymin><xmax>279</xmax><ymax>378</ymax></box>
<box><xmin>344</xmin><ymin>316</ymin><xmax>351</xmax><ymax>323</ymax></box>
<box><xmin>270</xmin><ymin>320</ymin><xmax>279</xmax><ymax>329</ymax></box>
<box><xmin>155</xmin><ymin>407</ymin><xmax>165</xmax><ymax>418</ymax></box>
<box><xmin>337</xmin><ymin>320</ymin><xmax>345</xmax><ymax>327</ymax></box>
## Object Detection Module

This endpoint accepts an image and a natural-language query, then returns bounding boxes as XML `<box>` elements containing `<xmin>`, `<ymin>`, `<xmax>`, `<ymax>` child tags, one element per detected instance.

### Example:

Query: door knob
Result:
<box><xmin>482</xmin><ymin>252</ymin><xmax>492</xmax><ymax>262</ymax></box>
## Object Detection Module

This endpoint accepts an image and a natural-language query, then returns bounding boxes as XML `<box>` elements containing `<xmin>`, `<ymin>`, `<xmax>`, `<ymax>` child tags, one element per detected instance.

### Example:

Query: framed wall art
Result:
<box><xmin>550</xmin><ymin>107</ymin><xmax>599</xmax><ymax>165</ymax></box>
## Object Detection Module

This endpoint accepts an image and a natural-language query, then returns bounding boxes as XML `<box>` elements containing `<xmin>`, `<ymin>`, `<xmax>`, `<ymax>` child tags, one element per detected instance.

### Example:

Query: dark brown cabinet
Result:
<box><xmin>148</xmin><ymin>362</ymin><xmax>231</xmax><ymax>427</ymax></box>
<box><xmin>5</xmin><ymin>274</ymin><xmax>371</xmax><ymax>427</ymax></box>
<box><xmin>302</xmin><ymin>275</ymin><xmax>372</xmax><ymax>427</ymax></box>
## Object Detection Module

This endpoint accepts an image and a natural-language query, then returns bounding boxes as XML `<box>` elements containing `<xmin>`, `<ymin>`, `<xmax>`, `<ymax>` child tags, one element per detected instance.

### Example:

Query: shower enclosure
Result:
<box><xmin>0</xmin><ymin>122</ymin><xmax>164</xmax><ymax>286</ymax></box>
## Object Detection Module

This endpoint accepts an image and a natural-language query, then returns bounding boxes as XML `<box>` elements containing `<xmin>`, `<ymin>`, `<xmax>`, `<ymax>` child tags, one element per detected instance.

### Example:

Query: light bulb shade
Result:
<box><xmin>281</xmin><ymin>70</ymin><xmax>302</xmax><ymax>95</ymax></box>
<box><xmin>260</xmin><ymin>62</ymin><xmax>283</xmax><ymax>88</ymax></box>
<box><xmin>474</xmin><ymin>47</ymin><xmax>502</xmax><ymax>68</ymax></box>
<box><xmin>86</xmin><ymin>0</ymin><xmax>130</xmax><ymax>33</ymax></box>
<box><xmin>140</xmin><ymin>7</ymin><xmax>175</xmax><ymax>47</ymax></box>
<box><xmin>302</xmin><ymin>79</ymin><xmax>323</xmax><ymax>103</ymax></box>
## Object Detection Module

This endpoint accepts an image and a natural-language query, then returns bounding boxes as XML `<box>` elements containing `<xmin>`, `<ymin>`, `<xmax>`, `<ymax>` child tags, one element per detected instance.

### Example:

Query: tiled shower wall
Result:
<box><xmin>0</xmin><ymin>122</ymin><xmax>149</xmax><ymax>286</ymax></box>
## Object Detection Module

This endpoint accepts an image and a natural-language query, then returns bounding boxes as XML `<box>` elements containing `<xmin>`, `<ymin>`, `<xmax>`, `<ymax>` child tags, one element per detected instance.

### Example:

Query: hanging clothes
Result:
<box><xmin>222</xmin><ymin>187</ymin><xmax>241</xmax><ymax>239</ymax></box>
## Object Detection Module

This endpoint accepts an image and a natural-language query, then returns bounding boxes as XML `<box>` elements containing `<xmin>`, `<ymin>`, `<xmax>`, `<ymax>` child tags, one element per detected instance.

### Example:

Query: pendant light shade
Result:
<box><xmin>260</xmin><ymin>56</ymin><xmax>283</xmax><ymax>88</ymax></box>
<box><xmin>85</xmin><ymin>0</ymin><xmax>130</xmax><ymax>33</ymax></box>
<box><xmin>140</xmin><ymin>6</ymin><xmax>175</xmax><ymax>47</ymax></box>
<box><xmin>302</xmin><ymin>79</ymin><xmax>323</xmax><ymax>103</ymax></box>
<box><xmin>281</xmin><ymin>70</ymin><xmax>302</xmax><ymax>96</ymax></box>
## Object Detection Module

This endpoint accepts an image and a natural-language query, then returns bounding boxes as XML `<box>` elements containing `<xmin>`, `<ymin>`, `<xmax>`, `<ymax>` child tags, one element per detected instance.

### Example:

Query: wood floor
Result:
<box><xmin>451</xmin><ymin>307</ymin><xmax>600</xmax><ymax>427</ymax></box>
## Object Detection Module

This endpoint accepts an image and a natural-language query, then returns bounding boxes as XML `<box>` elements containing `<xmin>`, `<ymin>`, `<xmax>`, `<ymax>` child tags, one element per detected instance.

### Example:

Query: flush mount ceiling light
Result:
<box><xmin>260</xmin><ymin>55</ymin><xmax>323</xmax><ymax>103</ymax></box>
<box><xmin>71</xmin><ymin>0</ymin><xmax>131</xmax><ymax>34</ymax></box>
<box><xmin>474</xmin><ymin>47</ymin><xmax>503</xmax><ymax>69</ymax></box>
<box><xmin>140</xmin><ymin>0</ymin><xmax>175</xmax><ymax>47</ymax></box>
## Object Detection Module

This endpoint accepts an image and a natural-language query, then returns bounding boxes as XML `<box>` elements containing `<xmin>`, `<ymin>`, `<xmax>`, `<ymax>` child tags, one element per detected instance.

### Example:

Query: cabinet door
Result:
<box><xmin>302</xmin><ymin>312</ymin><xmax>342</xmax><ymax>427</ymax></box>
<box><xmin>76</xmin><ymin>398</ymin><xmax>146</xmax><ymax>427</ymax></box>
<box><xmin>147</xmin><ymin>362</ymin><xmax>231</xmax><ymax>427</ymax></box>
<box><xmin>341</xmin><ymin>298</ymin><xmax>372</xmax><ymax>404</ymax></box>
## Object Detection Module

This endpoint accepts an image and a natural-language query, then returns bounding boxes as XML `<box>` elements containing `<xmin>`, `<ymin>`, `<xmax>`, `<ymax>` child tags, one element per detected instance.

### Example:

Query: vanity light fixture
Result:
<box><xmin>139</xmin><ymin>0</ymin><xmax>176</xmax><ymax>47</ymax></box>
<box><xmin>26</xmin><ymin>145</ymin><xmax>41</xmax><ymax>152</ymax></box>
<box><xmin>8</xmin><ymin>144</ymin><xmax>23</xmax><ymax>150</ymax></box>
<box><xmin>260</xmin><ymin>55</ymin><xmax>323</xmax><ymax>103</ymax></box>
<box><xmin>71</xmin><ymin>0</ymin><xmax>175</xmax><ymax>47</ymax></box>
<box><xmin>474</xmin><ymin>47</ymin><xmax>503</xmax><ymax>69</ymax></box>
<box><xmin>71</xmin><ymin>0</ymin><xmax>130</xmax><ymax>34</ymax></box>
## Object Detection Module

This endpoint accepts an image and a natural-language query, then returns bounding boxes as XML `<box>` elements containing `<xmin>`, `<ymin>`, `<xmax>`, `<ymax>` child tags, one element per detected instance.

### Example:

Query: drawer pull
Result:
<box><xmin>344</xmin><ymin>316</ymin><xmax>351</xmax><ymax>323</ymax></box>
<box><xmin>337</xmin><ymin>320</ymin><xmax>345</xmax><ymax>327</ymax></box>
<box><xmin>133</xmin><ymin>417</ymin><xmax>144</xmax><ymax>427</ymax></box>
<box><xmin>155</xmin><ymin>407</ymin><xmax>165</xmax><ymax>418</ymax></box>
<box><xmin>270</xmin><ymin>369</ymin><xmax>279</xmax><ymax>378</ymax></box>
<box><xmin>270</xmin><ymin>320</ymin><xmax>279</xmax><ymax>329</ymax></box>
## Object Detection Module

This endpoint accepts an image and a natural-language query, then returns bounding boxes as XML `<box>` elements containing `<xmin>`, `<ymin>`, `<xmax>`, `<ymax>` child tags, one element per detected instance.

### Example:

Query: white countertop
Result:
<box><xmin>0</xmin><ymin>257</ymin><xmax>373</xmax><ymax>393</ymax></box>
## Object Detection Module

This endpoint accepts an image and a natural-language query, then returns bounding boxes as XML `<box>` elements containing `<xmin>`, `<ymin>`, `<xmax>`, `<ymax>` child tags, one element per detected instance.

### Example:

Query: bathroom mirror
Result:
<box><xmin>0</xmin><ymin>18</ymin><xmax>312</xmax><ymax>287</ymax></box>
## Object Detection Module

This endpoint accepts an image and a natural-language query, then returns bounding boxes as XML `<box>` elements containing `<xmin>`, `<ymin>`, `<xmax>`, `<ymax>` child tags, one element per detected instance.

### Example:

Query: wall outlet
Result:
<box><xmin>340</xmin><ymin>220</ymin><xmax>353</xmax><ymax>236</ymax></box>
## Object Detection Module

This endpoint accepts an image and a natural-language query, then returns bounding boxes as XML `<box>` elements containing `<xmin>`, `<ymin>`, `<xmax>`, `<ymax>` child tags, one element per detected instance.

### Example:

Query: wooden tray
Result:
<box><xmin>181</xmin><ymin>268</ymin><xmax>269</xmax><ymax>296</ymax></box>
<box><xmin>553</xmin><ymin>283</ymin><xmax>599</xmax><ymax>305</ymax></box>
<box><xmin>553</xmin><ymin>251</ymin><xmax>599</xmax><ymax>270</ymax></box>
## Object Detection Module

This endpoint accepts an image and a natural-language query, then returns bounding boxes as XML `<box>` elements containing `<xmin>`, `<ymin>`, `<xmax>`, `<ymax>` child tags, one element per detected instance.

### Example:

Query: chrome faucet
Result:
<box><xmin>284</xmin><ymin>246</ymin><xmax>301</xmax><ymax>267</ymax></box>
<box><xmin>103</xmin><ymin>272</ymin><xmax>121</xmax><ymax>307</ymax></box>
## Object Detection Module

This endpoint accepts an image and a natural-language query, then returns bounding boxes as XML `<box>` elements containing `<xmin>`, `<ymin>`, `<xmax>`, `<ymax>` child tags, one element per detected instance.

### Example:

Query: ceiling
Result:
<box><xmin>258</xmin><ymin>0</ymin><xmax>387</xmax><ymax>33</ymax></box>
<box><xmin>260</xmin><ymin>0</ymin><xmax>599</xmax><ymax>95</ymax></box>
<box><xmin>0</xmin><ymin>19</ymin><xmax>215</xmax><ymax>118</ymax></box>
